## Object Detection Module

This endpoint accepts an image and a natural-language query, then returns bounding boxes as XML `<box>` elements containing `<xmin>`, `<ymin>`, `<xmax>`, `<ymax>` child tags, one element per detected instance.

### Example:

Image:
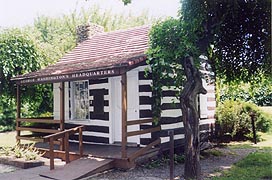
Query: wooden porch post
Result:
<box><xmin>60</xmin><ymin>82</ymin><xmax>65</xmax><ymax>150</ymax></box>
<box><xmin>16</xmin><ymin>84</ymin><xmax>21</xmax><ymax>144</ymax></box>
<box><xmin>121</xmin><ymin>73</ymin><xmax>128</xmax><ymax>158</ymax></box>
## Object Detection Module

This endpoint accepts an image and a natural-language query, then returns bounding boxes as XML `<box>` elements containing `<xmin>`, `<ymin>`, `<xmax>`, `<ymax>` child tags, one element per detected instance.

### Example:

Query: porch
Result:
<box><xmin>14</xmin><ymin>74</ymin><xmax>160</xmax><ymax>171</ymax></box>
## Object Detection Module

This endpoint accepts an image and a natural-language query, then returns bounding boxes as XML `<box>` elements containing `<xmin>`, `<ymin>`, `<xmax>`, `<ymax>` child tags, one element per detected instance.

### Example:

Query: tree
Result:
<box><xmin>0</xmin><ymin>28</ymin><xmax>44</xmax><ymax>127</ymax></box>
<box><xmin>124</xmin><ymin>0</ymin><xmax>271</xmax><ymax>179</ymax></box>
<box><xmin>147</xmin><ymin>17</ymin><xmax>206</xmax><ymax>180</ymax></box>
<box><xmin>207</xmin><ymin>0</ymin><xmax>271</xmax><ymax>82</ymax></box>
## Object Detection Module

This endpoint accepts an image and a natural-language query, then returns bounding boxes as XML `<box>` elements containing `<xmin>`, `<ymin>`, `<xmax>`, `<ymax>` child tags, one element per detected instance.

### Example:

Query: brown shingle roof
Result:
<box><xmin>13</xmin><ymin>25</ymin><xmax>150</xmax><ymax>85</ymax></box>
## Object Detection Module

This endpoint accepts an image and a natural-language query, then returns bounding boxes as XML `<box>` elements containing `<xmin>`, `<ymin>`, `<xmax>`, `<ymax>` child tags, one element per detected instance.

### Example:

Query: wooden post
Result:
<box><xmin>79</xmin><ymin>127</ymin><xmax>83</xmax><ymax>156</ymax></box>
<box><xmin>250</xmin><ymin>112</ymin><xmax>257</xmax><ymax>144</ymax></box>
<box><xmin>168</xmin><ymin>130</ymin><xmax>174</xmax><ymax>180</ymax></box>
<box><xmin>60</xmin><ymin>82</ymin><xmax>65</xmax><ymax>151</ymax></box>
<box><xmin>49</xmin><ymin>137</ymin><xmax>54</xmax><ymax>170</ymax></box>
<box><xmin>16</xmin><ymin>85</ymin><xmax>21</xmax><ymax>144</ymax></box>
<box><xmin>65</xmin><ymin>132</ymin><xmax>70</xmax><ymax>163</ymax></box>
<box><xmin>121</xmin><ymin>73</ymin><xmax>128</xmax><ymax>158</ymax></box>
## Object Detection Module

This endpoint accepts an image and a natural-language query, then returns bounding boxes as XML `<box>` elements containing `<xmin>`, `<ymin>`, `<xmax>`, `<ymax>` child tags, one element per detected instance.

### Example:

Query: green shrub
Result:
<box><xmin>0</xmin><ymin>143</ymin><xmax>44</xmax><ymax>161</ymax></box>
<box><xmin>215</xmin><ymin>100</ymin><xmax>272</xmax><ymax>140</ymax></box>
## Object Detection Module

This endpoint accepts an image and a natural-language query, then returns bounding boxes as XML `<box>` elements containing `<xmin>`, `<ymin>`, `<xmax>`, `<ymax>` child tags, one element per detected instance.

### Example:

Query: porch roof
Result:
<box><xmin>12</xmin><ymin>25</ymin><xmax>150</xmax><ymax>85</ymax></box>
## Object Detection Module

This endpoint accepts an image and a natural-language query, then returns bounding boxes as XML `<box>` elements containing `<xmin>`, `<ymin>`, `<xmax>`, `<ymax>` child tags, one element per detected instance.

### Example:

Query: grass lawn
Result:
<box><xmin>212</xmin><ymin>132</ymin><xmax>272</xmax><ymax>180</ymax></box>
<box><xmin>212</xmin><ymin>150</ymin><xmax>272</xmax><ymax>180</ymax></box>
<box><xmin>259</xmin><ymin>106</ymin><xmax>272</xmax><ymax>115</ymax></box>
<box><xmin>0</xmin><ymin>131</ymin><xmax>17</xmax><ymax>147</ymax></box>
<box><xmin>0</xmin><ymin>131</ymin><xmax>32</xmax><ymax>147</ymax></box>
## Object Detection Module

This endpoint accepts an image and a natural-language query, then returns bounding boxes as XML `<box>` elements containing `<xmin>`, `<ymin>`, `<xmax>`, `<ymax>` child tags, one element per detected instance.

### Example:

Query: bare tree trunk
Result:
<box><xmin>180</xmin><ymin>56</ymin><xmax>207</xmax><ymax>180</ymax></box>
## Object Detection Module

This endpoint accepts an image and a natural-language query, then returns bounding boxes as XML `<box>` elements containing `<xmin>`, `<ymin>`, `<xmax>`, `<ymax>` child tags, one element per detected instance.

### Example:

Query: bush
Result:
<box><xmin>0</xmin><ymin>143</ymin><xmax>44</xmax><ymax>161</ymax></box>
<box><xmin>215</xmin><ymin>100</ymin><xmax>272</xmax><ymax>140</ymax></box>
<box><xmin>0</xmin><ymin>96</ymin><xmax>16</xmax><ymax>129</ymax></box>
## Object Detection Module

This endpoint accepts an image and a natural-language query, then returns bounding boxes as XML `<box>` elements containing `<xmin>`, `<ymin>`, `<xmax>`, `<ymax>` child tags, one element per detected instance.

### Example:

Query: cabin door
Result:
<box><xmin>110</xmin><ymin>71</ymin><xmax>140</xmax><ymax>145</ymax></box>
<box><xmin>127</xmin><ymin>70</ymin><xmax>140</xmax><ymax>144</ymax></box>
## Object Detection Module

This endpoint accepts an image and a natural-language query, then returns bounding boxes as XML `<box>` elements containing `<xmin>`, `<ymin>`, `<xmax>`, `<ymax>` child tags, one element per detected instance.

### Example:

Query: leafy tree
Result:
<box><xmin>0</xmin><ymin>29</ymin><xmax>42</xmax><ymax>96</ymax></box>
<box><xmin>209</xmin><ymin>0</ymin><xmax>271</xmax><ymax>82</ymax></box>
<box><xmin>0</xmin><ymin>28</ymin><xmax>44</xmax><ymax>127</ymax></box>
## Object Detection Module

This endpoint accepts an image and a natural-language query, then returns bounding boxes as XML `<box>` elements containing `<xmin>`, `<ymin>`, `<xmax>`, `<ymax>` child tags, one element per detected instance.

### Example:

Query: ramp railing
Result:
<box><xmin>43</xmin><ymin>125</ymin><xmax>85</xmax><ymax>170</ymax></box>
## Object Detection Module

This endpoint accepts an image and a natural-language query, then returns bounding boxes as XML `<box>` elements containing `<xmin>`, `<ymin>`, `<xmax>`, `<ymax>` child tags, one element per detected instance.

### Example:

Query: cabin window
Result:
<box><xmin>71</xmin><ymin>80</ymin><xmax>89</xmax><ymax>120</ymax></box>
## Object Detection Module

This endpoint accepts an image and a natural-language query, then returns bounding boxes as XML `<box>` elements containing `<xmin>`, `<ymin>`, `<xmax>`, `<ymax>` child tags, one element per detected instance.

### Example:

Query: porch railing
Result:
<box><xmin>16</xmin><ymin>117</ymin><xmax>61</xmax><ymax>143</ymax></box>
<box><xmin>43</xmin><ymin>125</ymin><xmax>85</xmax><ymax>170</ymax></box>
<box><xmin>123</xmin><ymin>118</ymin><xmax>161</xmax><ymax>161</ymax></box>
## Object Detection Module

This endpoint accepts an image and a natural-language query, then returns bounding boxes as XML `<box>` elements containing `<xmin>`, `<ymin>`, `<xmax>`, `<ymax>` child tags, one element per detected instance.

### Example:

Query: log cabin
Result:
<box><xmin>11</xmin><ymin>24</ymin><xmax>216</xmax><ymax>170</ymax></box>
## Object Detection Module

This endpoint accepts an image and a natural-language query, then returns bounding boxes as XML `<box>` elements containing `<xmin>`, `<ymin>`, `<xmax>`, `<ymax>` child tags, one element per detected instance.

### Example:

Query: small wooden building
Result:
<box><xmin>12</xmin><ymin>25</ymin><xmax>216</xmax><ymax>169</ymax></box>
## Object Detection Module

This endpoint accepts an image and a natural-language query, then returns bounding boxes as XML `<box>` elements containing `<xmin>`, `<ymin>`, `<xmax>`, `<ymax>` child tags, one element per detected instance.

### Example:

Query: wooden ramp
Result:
<box><xmin>39</xmin><ymin>157</ymin><xmax>114</xmax><ymax>180</ymax></box>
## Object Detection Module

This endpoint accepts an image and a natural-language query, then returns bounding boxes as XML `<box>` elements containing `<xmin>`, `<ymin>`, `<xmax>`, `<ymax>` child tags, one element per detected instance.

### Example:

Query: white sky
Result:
<box><xmin>0</xmin><ymin>0</ymin><xmax>180</xmax><ymax>28</ymax></box>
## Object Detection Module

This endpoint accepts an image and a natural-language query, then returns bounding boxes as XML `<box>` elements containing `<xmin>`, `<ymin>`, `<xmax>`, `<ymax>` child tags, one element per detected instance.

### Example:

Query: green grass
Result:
<box><xmin>0</xmin><ymin>131</ymin><xmax>17</xmax><ymax>147</ymax></box>
<box><xmin>0</xmin><ymin>131</ymin><xmax>33</xmax><ymax>147</ymax></box>
<box><xmin>212</xmin><ymin>150</ymin><xmax>272</xmax><ymax>180</ymax></box>
<box><xmin>259</xmin><ymin>106</ymin><xmax>272</xmax><ymax>115</ymax></box>
<box><xmin>212</xmin><ymin>132</ymin><xmax>272</xmax><ymax>180</ymax></box>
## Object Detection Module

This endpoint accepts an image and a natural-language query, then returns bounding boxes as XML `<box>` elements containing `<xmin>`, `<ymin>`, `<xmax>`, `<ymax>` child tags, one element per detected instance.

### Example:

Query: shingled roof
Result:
<box><xmin>13</xmin><ymin>25</ymin><xmax>150</xmax><ymax>85</ymax></box>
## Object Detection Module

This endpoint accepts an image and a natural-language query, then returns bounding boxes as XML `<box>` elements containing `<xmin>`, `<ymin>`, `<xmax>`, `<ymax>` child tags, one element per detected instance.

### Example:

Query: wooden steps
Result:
<box><xmin>39</xmin><ymin>157</ymin><xmax>114</xmax><ymax>180</ymax></box>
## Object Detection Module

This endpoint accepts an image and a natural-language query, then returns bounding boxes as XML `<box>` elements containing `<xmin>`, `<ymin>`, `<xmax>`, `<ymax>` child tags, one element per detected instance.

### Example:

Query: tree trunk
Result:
<box><xmin>180</xmin><ymin>56</ymin><xmax>207</xmax><ymax>180</ymax></box>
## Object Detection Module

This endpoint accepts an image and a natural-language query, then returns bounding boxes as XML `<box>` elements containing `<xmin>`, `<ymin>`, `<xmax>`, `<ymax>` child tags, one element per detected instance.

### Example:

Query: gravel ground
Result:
<box><xmin>84</xmin><ymin>147</ymin><xmax>256</xmax><ymax>180</ymax></box>
<box><xmin>0</xmin><ymin>147</ymin><xmax>256</xmax><ymax>180</ymax></box>
<box><xmin>0</xmin><ymin>164</ymin><xmax>19</xmax><ymax>174</ymax></box>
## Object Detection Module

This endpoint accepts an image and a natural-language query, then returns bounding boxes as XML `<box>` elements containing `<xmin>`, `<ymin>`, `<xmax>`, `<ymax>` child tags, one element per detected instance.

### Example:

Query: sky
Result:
<box><xmin>0</xmin><ymin>0</ymin><xmax>180</xmax><ymax>28</ymax></box>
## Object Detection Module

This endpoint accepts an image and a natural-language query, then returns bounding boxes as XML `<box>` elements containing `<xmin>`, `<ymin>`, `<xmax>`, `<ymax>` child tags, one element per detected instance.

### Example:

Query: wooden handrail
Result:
<box><xmin>124</xmin><ymin>118</ymin><xmax>157</xmax><ymax>160</ymax></box>
<box><xmin>127</xmin><ymin>118</ymin><xmax>153</xmax><ymax>126</ymax></box>
<box><xmin>43</xmin><ymin>125</ymin><xmax>85</xmax><ymax>170</ymax></box>
<box><xmin>127</xmin><ymin>126</ymin><xmax>160</xmax><ymax>137</ymax></box>
<box><xmin>28</xmin><ymin>117</ymin><xmax>53</xmax><ymax>119</ymax></box>
<box><xmin>43</xmin><ymin>125</ymin><xmax>85</xmax><ymax>141</ymax></box>
<box><xmin>17</xmin><ymin>118</ymin><xmax>60</xmax><ymax>124</ymax></box>
<box><xmin>16</xmin><ymin>127</ymin><xmax>60</xmax><ymax>134</ymax></box>
<box><xmin>129</xmin><ymin>138</ymin><xmax>161</xmax><ymax>161</ymax></box>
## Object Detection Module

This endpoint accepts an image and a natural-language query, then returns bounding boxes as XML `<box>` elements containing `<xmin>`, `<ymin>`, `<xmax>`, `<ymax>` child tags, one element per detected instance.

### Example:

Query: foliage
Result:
<box><xmin>0</xmin><ymin>28</ymin><xmax>43</xmax><ymax>96</ymax></box>
<box><xmin>147</xmin><ymin>18</ymin><xmax>201</xmax><ymax>120</ymax></box>
<box><xmin>219</xmin><ymin>74</ymin><xmax>272</xmax><ymax>106</ymax></box>
<box><xmin>0</xmin><ymin>95</ymin><xmax>15</xmax><ymax>127</ymax></box>
<box><xmin>180</xmin><ymin>0</ymin><xmax>272</xmax><ymax>82</ymax></box>
<box><xmin>210</xmin><ymin>0</ymin><xmax>271</xmax><ymax>82</ymax></box>
<box><xmin>216</xmin><ymin>100</ymin><xmax>272</xmax><ymax>139</ymax></box>
<box><xmin>0</xmin><ymin>143</ymin><xmax>44</xmax><ymax>161</ymax></box>
<box><xmin>0</xmin><ymin>29</ymin><xmax>52</xmax><ymax>129</ymax></box>
<box><xmin>212</xmin><ymin>151</ymin><xmax>272</xmax><ymax>180</ymax></box>
<box><xmin>121</xmin><ymin>0</ymin><xmax>131</xmax><ymax>5</ymax></box>
<box><xmin>181</xmin><ymin>0</ymin><xmax>271</xmax><ymax>83</ymax></box>
<box><xmin>0</xmin><ymin>125</ymin><xmax>14</xmax><ymax>132</ymax></box>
